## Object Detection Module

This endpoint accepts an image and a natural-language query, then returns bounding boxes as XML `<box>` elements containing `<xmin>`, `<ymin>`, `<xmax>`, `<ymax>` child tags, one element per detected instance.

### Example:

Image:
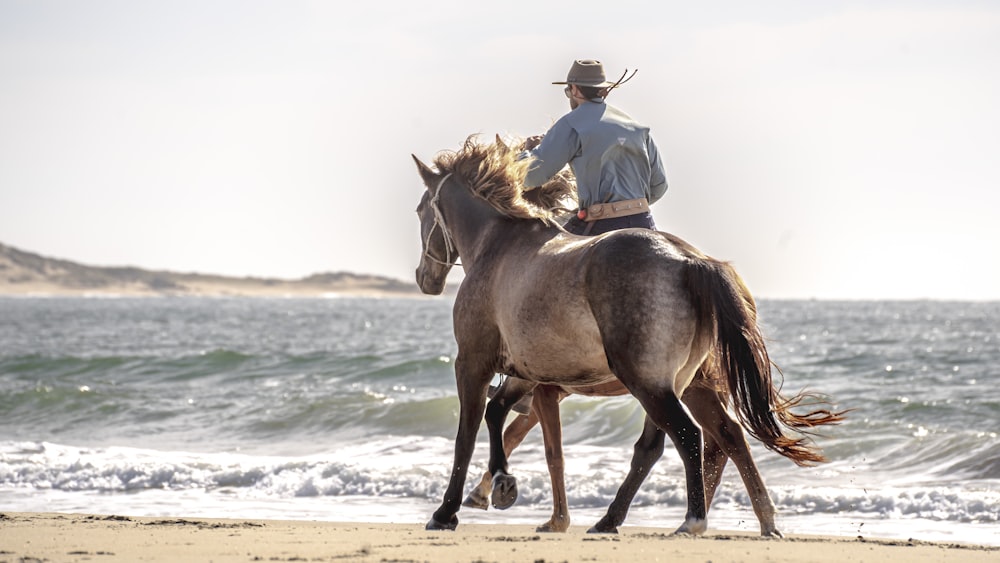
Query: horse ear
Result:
<box><xmin>495</xmin><ymin>134</ymin><xmax>509</xmax><ymax>152</ymax></box>
<box><xmin>411</xmin><ymin>154</ymin><xmax>438</xmax><ymax>189</ymax></box>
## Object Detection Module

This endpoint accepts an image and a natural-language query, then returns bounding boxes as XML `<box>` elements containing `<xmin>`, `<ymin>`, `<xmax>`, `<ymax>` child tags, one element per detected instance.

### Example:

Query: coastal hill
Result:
<box><xmin>0</xmin><ymin>242</ymin><xmax>423</xmax><ymax>297</ymax></box>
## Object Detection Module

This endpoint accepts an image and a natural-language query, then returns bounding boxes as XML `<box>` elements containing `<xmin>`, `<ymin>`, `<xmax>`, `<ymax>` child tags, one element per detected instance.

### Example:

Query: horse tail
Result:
<box><xmin>684</xmin><ymin>258</ymin><xmax>846</xmax><ymax>466</ymax></box>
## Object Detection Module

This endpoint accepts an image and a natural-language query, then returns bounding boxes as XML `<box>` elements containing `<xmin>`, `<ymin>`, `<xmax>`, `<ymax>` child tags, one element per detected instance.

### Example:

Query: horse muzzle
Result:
<box><xmin>415</xmin><ymin>265</ymin><xmax>447</xmax><ymax>295</ymax></box>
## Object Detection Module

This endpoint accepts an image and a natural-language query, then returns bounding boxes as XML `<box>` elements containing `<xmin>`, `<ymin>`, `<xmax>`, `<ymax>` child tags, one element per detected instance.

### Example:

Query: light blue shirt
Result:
<box><xmin>522</xmin><ymin>99</ymin><xmax>667</xmax><ymax>209</ymax></box>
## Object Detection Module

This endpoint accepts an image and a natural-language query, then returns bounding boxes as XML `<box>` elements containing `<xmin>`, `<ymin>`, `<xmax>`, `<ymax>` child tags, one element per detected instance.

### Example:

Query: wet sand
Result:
<box><xmin>2</xmin><ymin>512</ymin><xmax>997</xmax><ymax>563</ymax></box>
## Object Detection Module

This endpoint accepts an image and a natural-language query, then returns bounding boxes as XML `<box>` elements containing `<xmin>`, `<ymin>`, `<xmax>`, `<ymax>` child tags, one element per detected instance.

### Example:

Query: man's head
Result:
<box><xmin>562</xmin><ymin>83</ymin><xmax>606</xmax><ymax>109</ymax></box>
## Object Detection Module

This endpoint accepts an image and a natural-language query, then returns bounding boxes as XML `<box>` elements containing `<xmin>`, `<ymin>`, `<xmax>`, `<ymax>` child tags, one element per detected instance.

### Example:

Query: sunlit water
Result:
<box><xmin>1</xmin><ymin>297</ymin><xmax>997</xmax><ymax>546</ymax></box>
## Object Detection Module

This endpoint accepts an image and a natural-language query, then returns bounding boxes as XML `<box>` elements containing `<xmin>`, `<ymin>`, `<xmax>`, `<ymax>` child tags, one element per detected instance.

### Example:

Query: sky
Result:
<box><xmin>1</xmin><ymin>1</ymin><xmax>998</xmax><ymax>300</ymax></box>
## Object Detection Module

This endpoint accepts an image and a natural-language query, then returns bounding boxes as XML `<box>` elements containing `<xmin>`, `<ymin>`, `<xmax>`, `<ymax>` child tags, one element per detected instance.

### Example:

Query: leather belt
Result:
<box><xmin>581</xmin><ymin>197</ymin><xmax>649</xmax><ymax>222</ymax></box>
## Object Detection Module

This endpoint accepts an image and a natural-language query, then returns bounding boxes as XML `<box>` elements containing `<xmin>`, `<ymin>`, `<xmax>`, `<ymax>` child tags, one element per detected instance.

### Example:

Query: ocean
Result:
<box><xmin>1</xmin><ymin>296</ymin><xmax>997</xmax><ymax>546</ymax></box>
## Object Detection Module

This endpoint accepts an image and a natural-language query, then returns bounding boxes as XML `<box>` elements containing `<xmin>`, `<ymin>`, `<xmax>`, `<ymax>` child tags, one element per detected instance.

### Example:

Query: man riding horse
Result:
<box><xmin>499</xmin><ymin>59</ymin><xmax>670</xmax><ymax>413</ymax></box>
<box><xmin>522</xmin><ymin>59</ymin><xmax>667</xmax><ymax>236</ymax></box>
<box><xmin>412</xmin><ymin>59</ymin><xmax>844</xmax><ymax>536</ymax></box>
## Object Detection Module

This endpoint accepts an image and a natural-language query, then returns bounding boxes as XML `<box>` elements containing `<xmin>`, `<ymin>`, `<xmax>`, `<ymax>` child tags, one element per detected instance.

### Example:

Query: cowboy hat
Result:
<box><xmin>552</xmin><ymin>59</ymin><xmax>635</xmax><ymax>88</ymax></box>
<box><xmin>552</xmin><ymin>59</ymin><xmax>614</xmax><ymax>87</ymax></box>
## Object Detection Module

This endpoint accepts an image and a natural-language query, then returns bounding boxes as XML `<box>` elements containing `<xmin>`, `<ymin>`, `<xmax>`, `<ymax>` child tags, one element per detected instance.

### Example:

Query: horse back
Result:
<box><xmin>582</xmin><ymin>228</ymin><xmax>702</xmax><ymax>330</ymax></box>
<box><xmin>464</xmin><ymin>228</ymin><xmax>704</xmax><ymax>386</ymax></box>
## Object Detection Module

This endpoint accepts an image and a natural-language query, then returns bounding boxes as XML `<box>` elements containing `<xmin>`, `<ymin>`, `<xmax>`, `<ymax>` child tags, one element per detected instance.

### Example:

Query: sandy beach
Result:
<box><xmin>2</xmin><ymin>512</ymin><xmax>997</xmax><ymax>563</ymax></box>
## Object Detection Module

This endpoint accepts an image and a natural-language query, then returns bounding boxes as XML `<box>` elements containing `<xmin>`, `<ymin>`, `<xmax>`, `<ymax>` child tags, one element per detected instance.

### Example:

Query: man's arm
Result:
<box><xmin>521</xmin><ymin>119</ymin><xmax>579</xmax><ymax>188</ymax></box>
<box><xmin>647</xmin><ymin>135</ymin><xmax>668</xmax><ymax>204</ymax></box>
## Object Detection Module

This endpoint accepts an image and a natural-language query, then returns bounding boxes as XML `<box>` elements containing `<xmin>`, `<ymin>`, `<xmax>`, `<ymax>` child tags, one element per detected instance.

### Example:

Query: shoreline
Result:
<box><xmin>2</xmin><ymin>512</ymin><xmax>997</xmax><ymax>563</ymax></box>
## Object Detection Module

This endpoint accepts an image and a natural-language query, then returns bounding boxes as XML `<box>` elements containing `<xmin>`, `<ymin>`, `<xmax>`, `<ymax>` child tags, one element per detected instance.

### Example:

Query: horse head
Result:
<box><xmin>411</xmin><ymin>136</ymin><xmax>577</xmax><ymax>295</ymax></box>
<box><xmin>412</xmin><ymin>154</ymin><xmax>457</xmax><ymax>295</ymax></box>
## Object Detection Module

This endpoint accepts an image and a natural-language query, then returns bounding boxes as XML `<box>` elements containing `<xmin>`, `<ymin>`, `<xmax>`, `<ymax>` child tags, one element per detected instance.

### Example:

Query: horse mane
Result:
<box><xmin>431</xmin><ymin>135</ymin><xmax>577</xmax><ymax>223</ymax></box>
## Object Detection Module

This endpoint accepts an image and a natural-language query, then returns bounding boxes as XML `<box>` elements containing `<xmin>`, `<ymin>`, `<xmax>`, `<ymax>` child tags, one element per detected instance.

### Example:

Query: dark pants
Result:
<box><xmin>564</xmin><ymin>212</ymin><xmax>657</xmax><ymax>236</ymax></box>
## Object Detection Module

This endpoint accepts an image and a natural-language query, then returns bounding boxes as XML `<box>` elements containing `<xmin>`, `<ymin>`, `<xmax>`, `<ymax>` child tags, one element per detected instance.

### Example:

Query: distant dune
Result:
<box><xmin>0</xmin><ymin>242</ymin><xmax>424</xmax><ymax>297</ymax></box>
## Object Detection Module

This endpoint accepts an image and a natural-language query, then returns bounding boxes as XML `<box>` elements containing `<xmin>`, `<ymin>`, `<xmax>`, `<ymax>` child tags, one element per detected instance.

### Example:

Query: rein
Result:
<box><xmin>423</xmin><ymin>173</ymin><xmax>460</xmax><ymax>268</ymax></box>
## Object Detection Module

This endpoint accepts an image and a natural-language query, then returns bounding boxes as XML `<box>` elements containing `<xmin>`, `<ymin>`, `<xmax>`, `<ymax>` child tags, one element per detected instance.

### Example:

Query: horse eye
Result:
<box><xmin>416</xmin><ymin>193</ymin><xmax>430</xmax><ymax>212</ymax></box>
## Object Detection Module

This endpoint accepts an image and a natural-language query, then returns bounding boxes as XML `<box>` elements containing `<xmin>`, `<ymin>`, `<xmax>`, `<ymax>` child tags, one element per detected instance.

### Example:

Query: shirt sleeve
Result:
<box><xmin>646</xmin><ymin>134</ymin><xmax>668</xmax><ymax>204</ymax></box>
<box><xmin>522</xmin><ymin>117</ymin><xmax>580</xmax><ymax>188</ymax></box>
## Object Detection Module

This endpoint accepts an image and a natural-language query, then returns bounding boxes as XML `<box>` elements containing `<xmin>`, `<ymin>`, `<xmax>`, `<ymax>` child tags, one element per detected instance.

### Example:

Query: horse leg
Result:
<box><xmin>678</xmin><ymin>383</ymin><xmax>729</xmax><ymax>509</ymax></box>
<box><xmin>589</xmin><ymin>414</ymin><xmax>665</xmax><ymax>534</ymax></box>
<box><xmin>631</xmin><ymin>388</ymin><xmax>708</xmax><ymax>536</ymax></box>
<box><xmin>581</xmin><ymin>396</ymin><xmax>742</xmax><ymax>534</ymax></box>
<box><xmin>701</xmin><ymin>430</ymin><xmax>728</xmax><ymax>509</ymax></box>
<box><xmin>426</xmin><ymin>357</ymin><xmax>494</xmax><ymax>531</ymax></box>
<box><xmin>533</xmin><ymin>385</ymin><xmax>572</xmax><ymax>532</ymax></box>
<box><xmin>464</xmin><ymin>471</ymin><xmax>494</xmax><ymax>511</ymax></box>
<box><xmin>464</xmin><ymin>396</ymin><xmax>542</xmax><ymax>510</ymax></box>
<box><xmin>483</xmin><ymin>377</ymin><xmax>536</xmax><ymax>510</ymax></box>
<box><xmin>684</xmin><ymin>385</ymin><xmax>782</xmax><ymax>538</ymax></box>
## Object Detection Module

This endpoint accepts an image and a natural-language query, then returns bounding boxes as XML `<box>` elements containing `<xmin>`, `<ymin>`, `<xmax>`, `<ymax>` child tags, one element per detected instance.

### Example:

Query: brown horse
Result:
<box><xmin>413</xmin><ymin>136</ymin><xmax>842</xmax><ymax>534</ymax></box>
<box><xmin>463</xmin><ymin>373</ymin><xmax>791</xmax><ymax>536</ymax></box>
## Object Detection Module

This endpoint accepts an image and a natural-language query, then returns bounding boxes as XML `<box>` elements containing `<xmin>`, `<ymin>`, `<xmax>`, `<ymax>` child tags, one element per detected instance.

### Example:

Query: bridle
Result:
<box><xmin>422</xmin><ymin>173</ymin><xmax>460</xmax><ymax>268</ymax></box>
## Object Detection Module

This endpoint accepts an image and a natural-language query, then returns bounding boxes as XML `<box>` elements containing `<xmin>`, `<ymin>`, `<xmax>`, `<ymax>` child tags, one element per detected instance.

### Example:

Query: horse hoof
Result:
<box><xmin>587</xmin><ymin>516</ymin><xmax>620</xmax><ymax>534</ymax></box>
<box><xmin>673</xmin><ymin>517</ymin><xmax>707</xmax><ymax>536</ymax></box>
<box><xmin>463</xmin><ymin>490</ymin><xmax>490</xmax><ymax>510</ymax></box>
<box><xmin>536</xmin><ymin>521</ymin><xmax>569</xmax><ymax>533</ymax></box>
<box><xmin>425</xmin><ymin>515</ymin><xmax>459</xmax><ymax>531</ymax></box>
<box><xmin>491</xmin><ymin>473</ymin><xmax>518</xmax><ymax>510</ymax></box>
